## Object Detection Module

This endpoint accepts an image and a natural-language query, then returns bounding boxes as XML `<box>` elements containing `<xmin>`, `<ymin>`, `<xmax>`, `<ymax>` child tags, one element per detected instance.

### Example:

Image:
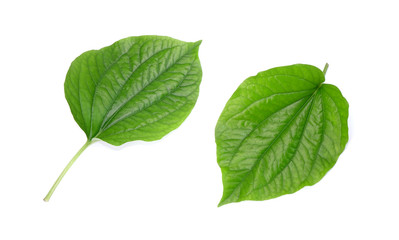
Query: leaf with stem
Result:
<box><xmin>44</xmin><ymin>36</ymin><xmax>202</xmax><ymax>201</ymax></box>
<box><xmin>215</xmin><ymin>63</ymin><xmax>348</xmax><ymax>206</ymax></box>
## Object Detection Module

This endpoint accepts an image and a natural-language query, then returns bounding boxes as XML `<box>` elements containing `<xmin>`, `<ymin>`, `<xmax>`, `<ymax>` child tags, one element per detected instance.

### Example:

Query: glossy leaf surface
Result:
<box><xmin>215</xmin><ymin>64</ymin><xmax>348</xmax><ymax>206</ymax></box>
<box><xmin>65</xmin><ymin>35</ymin><xmax>202</xmax><ymax>145</ymax></box>
<box><xmin>44</xmin><ymin>36</ymin><xmax>202</xmax><ymax>201</ymax></box>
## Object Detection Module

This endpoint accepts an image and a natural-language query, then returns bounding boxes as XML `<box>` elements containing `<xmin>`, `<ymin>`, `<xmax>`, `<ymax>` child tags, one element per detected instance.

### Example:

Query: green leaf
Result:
<box><xmin>215</xmin><ymin>64</ymin><xmax>348</xmax><ymax>206</ymax></box>
<box><xmin>65</xmin><ymin>35</ymin><xmax>202</xmax><ymax>145</ymax></box>
<box><xmin>44</xmin><ymin>36</ymin><xmax>202</xmax><ymax>201</ymax></box>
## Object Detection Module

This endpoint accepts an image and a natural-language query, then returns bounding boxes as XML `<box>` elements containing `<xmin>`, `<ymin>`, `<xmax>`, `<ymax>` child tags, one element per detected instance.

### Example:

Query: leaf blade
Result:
<box><xmin>65</xmin><ymin>36</ymin><xmax>202</xmax><ymax>145</ymax></box>
<box><xmin>215</xmin><ymin>64</ymin><xmax>348</xmax><ymax>206</ymax></box>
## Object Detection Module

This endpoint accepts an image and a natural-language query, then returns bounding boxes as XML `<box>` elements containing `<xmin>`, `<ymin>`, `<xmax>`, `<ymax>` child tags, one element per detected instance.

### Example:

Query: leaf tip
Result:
<box><xmin>194</xmin><ymin>40</ymin><xmax>202</xmax><ymax>46</ymax></box>
<box><xmin>217</xmin><ymin>196</ymin><xmax>231</xmax><ymax>207</ymax></box>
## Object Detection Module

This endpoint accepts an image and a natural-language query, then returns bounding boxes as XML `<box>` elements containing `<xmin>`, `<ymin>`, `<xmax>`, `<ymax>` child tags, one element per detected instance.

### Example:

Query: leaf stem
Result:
<box><xmin>323</xmin><ymin>63</ymin><xmax>329</xmax><ymax>76</ymax></box>
<box><xmin>43</xmin><ymin>140</ymin><xmax>94</xmax><ymax>202</ymax></box>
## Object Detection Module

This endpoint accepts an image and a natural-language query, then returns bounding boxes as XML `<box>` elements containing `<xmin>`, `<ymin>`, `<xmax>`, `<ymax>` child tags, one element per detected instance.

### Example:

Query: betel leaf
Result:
<box><xmin>44</xmin><ymin>36</ymin><xmax>202</xmax><ymax>201</ymax></box>
<box><xmin>215</xmin><ymin>64</ymin><xmax>348</xmax><ymax>206</ymax></box>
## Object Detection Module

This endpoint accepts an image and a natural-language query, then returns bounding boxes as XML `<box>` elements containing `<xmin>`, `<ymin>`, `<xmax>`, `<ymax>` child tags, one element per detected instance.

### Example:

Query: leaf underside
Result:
<box><xmin>215</xmin><ymin>64</ymin><xmax>349</xmax><ymax>206</ymax></box>
<box><xmin>65</xmin><ymin>36</ymin><xmax>202</xmax><ymax>146</ymax></box>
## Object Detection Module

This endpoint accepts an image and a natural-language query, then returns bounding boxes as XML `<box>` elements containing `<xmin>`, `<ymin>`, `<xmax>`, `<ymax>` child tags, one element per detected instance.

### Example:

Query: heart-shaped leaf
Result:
<box><xmin>215</xmin><ymin>64</ymin><xmax>348</xmax><ymax>206</ymax></box>
<box><xmin>44</xmin><ymin>36</ymin><xmax>202</xmax><ymax>201</ymax></box>
<box><xmin>66</xmin><ymin>36</ymin><xmax>202</xmax><ymax>145</ymax></box>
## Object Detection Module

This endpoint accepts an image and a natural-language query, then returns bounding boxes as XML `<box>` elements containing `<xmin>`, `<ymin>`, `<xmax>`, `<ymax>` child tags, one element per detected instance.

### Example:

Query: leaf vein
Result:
<box><xmin>303</xmin><ymin>90</ymin><xmax>324</xmax><ymax>184</ymax></box>
<box><xmin>100</xmin><ymin>45</ymin><xmax>197</xmax><ymax>133</ymax></box>
<box><xmin>226</xmin><ymin>94</ymin><xmax>311</xmax><ymax>168</ymax></box>
<box><xmin>227</xmin><ymin>89</ymin><xmax>315</xmax><ymax>122</ymax></box>
<box><xmin>88</xmin><ymin>40</ymin><xmax>141</xmax><ymax>138</ymax></box>
<box><xmin>245</xmin><ymin>93</ymin><xmax>317</xmax><ymax>197</ymax></box>
<box><xmin>99</xmin><ymin>58</ymin><xmax>198</xmax><ymax>138</ymax></box>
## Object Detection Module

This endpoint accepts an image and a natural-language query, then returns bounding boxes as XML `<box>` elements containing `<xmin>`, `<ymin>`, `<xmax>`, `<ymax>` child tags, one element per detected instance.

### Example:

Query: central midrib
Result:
<box><xmin>91</xmin><ymin>43</ymin><xmax>199</xmax><ymax>139</ymax></box>
<box><xmin>221</xmin><ymin>85</ymin><xmax>323</xmax><ymax>203</ymax></box>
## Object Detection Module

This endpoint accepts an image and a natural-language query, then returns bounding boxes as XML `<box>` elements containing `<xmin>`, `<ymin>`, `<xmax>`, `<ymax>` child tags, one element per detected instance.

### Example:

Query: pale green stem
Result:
<box><xmin>43</xmin><ymin>140</ymin><xmax>94</xmax><ymax>202</ymax></box>
<box><xmin>323</xmin><ymin>63</ymin><xmax>329</xmax><ymax>76</ymax></box>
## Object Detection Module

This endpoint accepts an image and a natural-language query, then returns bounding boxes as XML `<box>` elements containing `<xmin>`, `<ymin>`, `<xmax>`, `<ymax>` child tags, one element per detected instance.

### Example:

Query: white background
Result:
<box><xmin>1</xmin><ymin>0</ymin><xmax>398</xmax><ymax>239</ymax></box>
